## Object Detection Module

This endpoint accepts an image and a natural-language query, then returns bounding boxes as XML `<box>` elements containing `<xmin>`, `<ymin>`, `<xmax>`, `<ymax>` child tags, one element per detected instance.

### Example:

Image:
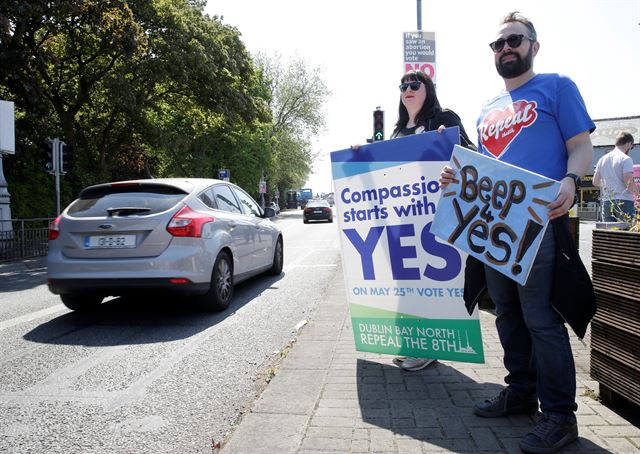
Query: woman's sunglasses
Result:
<box><xmin>399</xmin><ymin>81</ymin><xmax>422</xmax><ymax>92</ymax></box>
<box><xmin>489</xmin><ymin>34</ymin><xmax>532</xmax><ymax>53</ymax></box>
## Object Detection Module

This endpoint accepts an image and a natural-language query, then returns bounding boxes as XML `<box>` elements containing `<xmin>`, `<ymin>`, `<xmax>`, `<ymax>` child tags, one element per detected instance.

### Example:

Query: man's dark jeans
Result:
<box><xmin>484</xmin><ymin>228</ymin><xmax>577</xmax><ymax>420</ymax></box>
<box><xmin>602</xmin><ymin>199</ymin><xmax>636</xmax><ymax>223</ymax></box>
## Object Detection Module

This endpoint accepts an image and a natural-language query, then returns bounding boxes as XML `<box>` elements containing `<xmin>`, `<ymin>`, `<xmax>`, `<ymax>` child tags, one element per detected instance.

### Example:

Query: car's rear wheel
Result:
<box><xmin>60</xmin><ymin>294</ymin><xmax>103</xmax><ymax>311</ymax></box>
<box><xmin>267</xmin><ymin>237</ymin><xmax>284</xmax><ymax>276</ymax></box>
<box><xmin>195</xmin><ymin>251</ymin><xmax>233</xmax><ymax>311</ymax></box>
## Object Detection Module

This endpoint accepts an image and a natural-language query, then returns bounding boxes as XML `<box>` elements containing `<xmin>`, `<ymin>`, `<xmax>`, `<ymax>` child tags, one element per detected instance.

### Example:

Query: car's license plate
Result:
<box><xmin>84</xmin><ymin>234</ymin><xmax>136</xmax><ymax>249</ymax></box>
<box><xmin>314</xmin><ymin>209</ymin><xmax>322</xmax><ymax>213</ymax></box>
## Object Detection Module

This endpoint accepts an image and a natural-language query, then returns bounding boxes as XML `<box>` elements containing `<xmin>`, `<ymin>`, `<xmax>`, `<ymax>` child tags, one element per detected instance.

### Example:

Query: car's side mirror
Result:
<box><xmin>264</xmin><ymin>207</ymin><xmax>276</xmax><ymax>218</ymax></box>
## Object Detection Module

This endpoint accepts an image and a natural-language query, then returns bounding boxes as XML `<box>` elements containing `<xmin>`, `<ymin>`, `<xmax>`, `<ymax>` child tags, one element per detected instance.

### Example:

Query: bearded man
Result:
<box><xmin>439</xmin><ymin>11</ymin><xmax>594</xmax><ymax>454</ymax></box>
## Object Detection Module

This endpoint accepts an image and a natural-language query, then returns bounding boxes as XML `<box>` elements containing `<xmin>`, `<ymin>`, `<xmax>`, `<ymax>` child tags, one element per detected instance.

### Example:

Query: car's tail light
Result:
<box><xmin>48</xmin><ymin>216</ymin><xmax>61</xmax><ymax>240</ymax></box>
<box><xmin>167</xmin><ymin>205</ymin><xmax>214</xmax><ymax>237</ymax></box>
<box><xmin>169</xmin><ymin>278</ymin><xmax>190</xmax><ymax>284</ymax></box>
<box><xmin>323</xmin><ymin>208</ymin><xmax>332</xmax><ymax>213</ymax></box>
<box><xmin>304</xmin><ymin>208</ymin><xmax>312</xmax><ymax>215</ymax></box>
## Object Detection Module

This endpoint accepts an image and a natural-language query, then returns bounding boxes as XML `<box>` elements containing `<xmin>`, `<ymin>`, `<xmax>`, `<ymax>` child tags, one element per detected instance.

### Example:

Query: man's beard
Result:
<box><xmin>496</xmin><ymin>46</ymin><xmax>533</xmax><ymax>78</ymax></box>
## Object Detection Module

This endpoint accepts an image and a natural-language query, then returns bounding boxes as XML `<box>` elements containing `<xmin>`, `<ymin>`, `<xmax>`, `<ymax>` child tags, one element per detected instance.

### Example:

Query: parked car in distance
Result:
<box><xmin>269</xmin><ymin>201</ymin><xmax>280</xmax><ymax>215</ymax></box>
<box><xmin>325</xmin><ymin>193</ymin><xmax>334</xmax><ymax>206</ymax></box>
<box><xmin>303</xmin><ymin>199</ymin><xmax>333</xmax><ymax>224</ymax></box>
<box><xmin>47</xmin><ymin>178</ymin><xmax>283</xmax><ymax>312</ymax></box>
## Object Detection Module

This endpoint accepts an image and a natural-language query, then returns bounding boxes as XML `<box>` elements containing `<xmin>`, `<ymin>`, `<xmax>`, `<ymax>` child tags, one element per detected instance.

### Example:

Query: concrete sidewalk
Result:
<box><xmin>222</xmin><ymin>224</ymin><xmax>640</xmax><ymax>453</ymax></box>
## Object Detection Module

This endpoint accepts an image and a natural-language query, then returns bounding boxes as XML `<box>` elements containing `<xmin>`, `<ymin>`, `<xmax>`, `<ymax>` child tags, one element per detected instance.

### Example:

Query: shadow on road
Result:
<box><xmin>23</xmin><ymin>272</ymin><xmax>285</xmax><ymax>347</ymax></box>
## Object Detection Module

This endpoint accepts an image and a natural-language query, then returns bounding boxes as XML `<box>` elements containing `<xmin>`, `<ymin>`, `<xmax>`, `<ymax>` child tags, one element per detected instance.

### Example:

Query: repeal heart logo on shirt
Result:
<box><xmin>479</xmin><ymin>100</ymin><xmax>538</xmax><ymax>158</ymax></box>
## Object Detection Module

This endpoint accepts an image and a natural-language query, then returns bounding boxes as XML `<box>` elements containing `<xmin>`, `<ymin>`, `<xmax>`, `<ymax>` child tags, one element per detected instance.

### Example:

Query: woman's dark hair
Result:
<box><xmin>394</xmin><ymin>70</ymin><xmax>441</xmax><ymax>134</ymax></box>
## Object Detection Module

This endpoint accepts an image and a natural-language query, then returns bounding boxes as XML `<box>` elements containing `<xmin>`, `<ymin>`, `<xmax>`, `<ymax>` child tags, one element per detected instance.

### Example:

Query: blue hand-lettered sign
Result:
<box><xmin>431</xmin><ymin>145</ymin><xmax>561</xmax><ymax>286</ymax></box>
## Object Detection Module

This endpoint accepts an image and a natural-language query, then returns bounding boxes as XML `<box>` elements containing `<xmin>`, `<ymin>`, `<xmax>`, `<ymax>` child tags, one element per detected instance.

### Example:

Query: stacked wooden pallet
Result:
<box><xmin>590</xmin><ymin>229</ymin><xmax>640</xmax><ymax>406</ymax></box>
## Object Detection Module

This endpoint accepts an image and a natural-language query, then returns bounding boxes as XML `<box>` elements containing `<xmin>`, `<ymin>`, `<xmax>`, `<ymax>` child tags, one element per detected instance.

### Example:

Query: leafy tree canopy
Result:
<box><xmin>0</xmin><ymin>1</ymin><xmax>326</xmax><ymax>217</ymax></box>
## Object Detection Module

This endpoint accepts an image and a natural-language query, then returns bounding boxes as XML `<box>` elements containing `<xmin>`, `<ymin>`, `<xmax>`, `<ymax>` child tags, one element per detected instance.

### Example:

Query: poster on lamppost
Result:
<box><xmin>430</xmin><ymin>145</ymin><xmax>561</xmax><ymax>286</ymax></box>
<box><xmin>330</xmin><ymin>128</ymin><xmax>484</xmax><ymax>364</ymax></box>
<box><xmin>403</xmin><ymin>31</ymin><xmax>436</xmax><ymax>83</ymax></box>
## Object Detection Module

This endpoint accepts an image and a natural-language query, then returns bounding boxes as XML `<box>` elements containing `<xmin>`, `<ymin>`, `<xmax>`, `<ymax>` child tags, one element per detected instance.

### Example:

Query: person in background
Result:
<box><xmin>593</xmin><ymin>131</ymin><xmax>639</xmax><ymax>223</ymax></box>
<box><xmin>439</xmin><ymin>12</ymin><xmax>594</xmax><ymax>453</ymax></box>
<box><xmin>355</xmin><ymin>69</ymin><xmax>474</xmax><ymax>372</ymax></box>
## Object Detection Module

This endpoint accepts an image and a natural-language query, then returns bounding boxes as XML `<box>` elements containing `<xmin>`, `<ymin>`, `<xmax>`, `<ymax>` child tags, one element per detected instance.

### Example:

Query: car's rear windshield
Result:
<box><xmin>307</xmin><ymin>200</ymin><xmax>329</xmax><ymax>207</ymax></box>
<box><xmin>67</xmin><ymin>184</ymin><xmax>187</xmax><ymax>217</ymax></box>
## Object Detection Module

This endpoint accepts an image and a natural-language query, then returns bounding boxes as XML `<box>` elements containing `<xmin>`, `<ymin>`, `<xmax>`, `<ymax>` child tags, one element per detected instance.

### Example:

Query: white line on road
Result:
<box><xmin>0</xmin><ymin>304</ymin><xmax>67</xmax><ymax>331</ymax></box>
<box><xmin>281</xmin><ymin>222</ymin><xmax>304</xmax><ymax>232</ymax></box>
<box><xmin>290</xmin><ymin>264</ymin><xmax>338</xmax><ymax>268</ymax></box>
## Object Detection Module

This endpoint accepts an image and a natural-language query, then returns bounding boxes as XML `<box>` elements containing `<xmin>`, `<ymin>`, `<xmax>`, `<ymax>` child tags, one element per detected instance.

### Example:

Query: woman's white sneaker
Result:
<box><xmin>399</xmin><ymin>357</ymin><xmax>436</xmax><ymax>371</ymax></box>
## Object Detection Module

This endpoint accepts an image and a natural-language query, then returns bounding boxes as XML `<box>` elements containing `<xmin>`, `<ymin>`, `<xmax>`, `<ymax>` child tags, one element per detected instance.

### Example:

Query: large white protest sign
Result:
<box><xmin>431</xmin><ymin>145</ymin><xmax>561</xmax><ymax>286</ymax></box>
<box><xmin>331</xmin><ymin>129</ymin><xmax>484</xmax><ymax>364</ymax></box>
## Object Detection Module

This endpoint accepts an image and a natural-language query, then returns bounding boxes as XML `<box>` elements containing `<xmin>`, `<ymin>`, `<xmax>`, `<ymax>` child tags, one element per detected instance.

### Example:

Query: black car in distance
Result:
<box><xmin>303</xmin><ymin>199</ymin><xmax>333</xmax><ymax>224</ymax></box>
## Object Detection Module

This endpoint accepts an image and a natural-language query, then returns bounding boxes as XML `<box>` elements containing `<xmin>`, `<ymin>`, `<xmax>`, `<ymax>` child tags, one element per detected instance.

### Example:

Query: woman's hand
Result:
<box><xmin>350</xmin><ymin>144</ymin><xmax>360</xmax><ymax>151</ymax></box>
<box><xmin>438</xmin><ymin>166</ymin><xmax>458</xmax><ymax>189</ymax></box>
<box><xmin>437</xmin><ymin>124</ymin><xmax>446</xmax><ymax>133</ymax></box>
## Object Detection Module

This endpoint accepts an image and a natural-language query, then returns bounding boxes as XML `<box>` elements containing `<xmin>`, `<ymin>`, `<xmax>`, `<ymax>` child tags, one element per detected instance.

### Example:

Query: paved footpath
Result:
<box><xmin>222</xmin><ymin>222</ymin><xmax>640</xmax><ymax>453</ymax></box>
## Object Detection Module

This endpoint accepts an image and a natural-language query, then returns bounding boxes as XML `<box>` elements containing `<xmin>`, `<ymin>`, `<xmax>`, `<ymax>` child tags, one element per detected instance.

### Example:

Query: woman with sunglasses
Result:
<box><xmin>389</xmin><ymin>70</ymin><xmax>474</xmax><ymax>371</ymax></box>
<box><xmin>391</xmin><ymin>70</ymin><xmax>474</xmax><ymax>146</ymax></box>
<box><xmin>350</xmin><ymin>70</ymin><xmax>474</xmax><ymax>371</ymax></box>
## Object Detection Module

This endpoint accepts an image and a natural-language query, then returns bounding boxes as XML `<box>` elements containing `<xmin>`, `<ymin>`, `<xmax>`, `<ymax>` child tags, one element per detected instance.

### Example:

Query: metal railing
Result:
<box><xmin>0</xmin><ymin>218</ymin><xmax>52</xmax><ymax>262</ymax></box>
<box><xmin>577</xmin><ymin>203</ymin><xmax>600</xmax><ymax>221</ymax></box>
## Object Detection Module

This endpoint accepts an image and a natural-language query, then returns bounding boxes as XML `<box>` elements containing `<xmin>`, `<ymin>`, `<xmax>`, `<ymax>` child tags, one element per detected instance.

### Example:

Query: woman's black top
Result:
<box><xmin>391</xmin><ymin>108</ymin><xmax>476</xmax><ymax>150</ymax></box>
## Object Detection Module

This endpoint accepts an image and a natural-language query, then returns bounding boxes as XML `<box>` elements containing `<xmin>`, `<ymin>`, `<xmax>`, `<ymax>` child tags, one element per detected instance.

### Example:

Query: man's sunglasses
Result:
<box><xmin>399</xmin><ymin>81</ymin><xmax>422</xmax><ymax>92</ymax></box>
<box><xmin>489</xmin><ymin>34</ymin><xmax>532</xmax><ymax>53</ymax></box>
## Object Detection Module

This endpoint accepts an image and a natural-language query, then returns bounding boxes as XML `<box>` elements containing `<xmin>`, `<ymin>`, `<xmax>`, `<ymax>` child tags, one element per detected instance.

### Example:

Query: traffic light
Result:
<box><xmin>61</xmin><ymin>143</ymin><xmax>72</xmax><ymax>173</ymax></box>
<box><xmin>373</xmin><ymin>109</ymin><xmax>384</xmax><ymax>141</ymax></box>
<box><xmin>44</xmin><ymin>140</ymin><xmax>58</xmax><ymax>173</ymax></box>
<box><xmin>43</xmin><ymin>141</ymin><xmax>53</xmax><ymax>172</ymax></box>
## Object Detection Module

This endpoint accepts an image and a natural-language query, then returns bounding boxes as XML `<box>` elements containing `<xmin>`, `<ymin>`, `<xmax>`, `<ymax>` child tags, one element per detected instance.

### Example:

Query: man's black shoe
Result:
<box><xmin>520</xmin><ymin>414</ymin><xmax>578</xmax><ymax>453</ymax></box>
<box><xmin>473</xmin><ymin>388</ymin><xmax>538</xmax><ymax>418</ymax></box>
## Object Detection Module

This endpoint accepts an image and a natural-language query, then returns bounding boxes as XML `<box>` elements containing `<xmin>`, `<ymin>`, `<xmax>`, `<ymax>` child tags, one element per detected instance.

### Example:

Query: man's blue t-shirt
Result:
<box><xmin>476</xmin><ymin>73</ymin><xmax>595</xmax><ymax>181</ymax></box>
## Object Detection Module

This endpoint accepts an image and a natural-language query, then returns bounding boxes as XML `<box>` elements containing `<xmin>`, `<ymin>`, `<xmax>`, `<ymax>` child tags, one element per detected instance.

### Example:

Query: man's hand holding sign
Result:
<box><xmin>433</xmin><ymin>145</ymin><xmax>560</xmax><ymax>286</ymax></box>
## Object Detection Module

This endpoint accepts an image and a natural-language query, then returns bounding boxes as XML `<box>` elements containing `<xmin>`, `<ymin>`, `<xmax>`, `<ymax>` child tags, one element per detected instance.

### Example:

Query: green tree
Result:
<box><xmin>0</xmin><ymin>2</ymin><xmax>326</xmax><ymax>218</ymax></box>
<box><xmin>0</xmin><ymin>0</ymin><xmax>272</xmax><ymax>216</ymax></box>
<box><xmin>0</xmin><ymin>0</ymin><xmax>147</xmax><ymax>215</ymax></box>
<box><xmin>254</xmin><ymin>53</ymin><xmax>329</xmax><ymax>199</ymax></box>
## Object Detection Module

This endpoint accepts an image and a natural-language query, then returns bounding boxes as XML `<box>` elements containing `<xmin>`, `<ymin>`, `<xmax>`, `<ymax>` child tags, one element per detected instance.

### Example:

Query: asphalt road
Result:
<box><xmin>0</xmin><ymin>208</ymin><xmax>341</xmax><ymax>454</ymax></box>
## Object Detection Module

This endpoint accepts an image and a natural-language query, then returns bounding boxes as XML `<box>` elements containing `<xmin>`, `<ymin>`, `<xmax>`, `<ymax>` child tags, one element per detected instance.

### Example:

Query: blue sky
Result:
<box><xmin>206</xmin><ymin>0</ymin><xmax>640</xmax><ymax>194</ymax></box>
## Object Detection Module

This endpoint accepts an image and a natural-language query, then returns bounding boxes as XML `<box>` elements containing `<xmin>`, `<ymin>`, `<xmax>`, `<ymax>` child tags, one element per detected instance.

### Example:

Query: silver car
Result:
<box><xmin>47</xmin><ymin>178</ymin><xmax>283</xmax><ymax>312</ymax></box>
<box><xmin>269</xmin><ymin>201</ymin><xmax>280</xmax><ymax>214</ymax></box>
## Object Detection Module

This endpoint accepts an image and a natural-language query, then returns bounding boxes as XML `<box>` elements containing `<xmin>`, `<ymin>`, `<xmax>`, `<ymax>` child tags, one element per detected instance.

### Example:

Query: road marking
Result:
<box><xmin>0</xmin><ymin>324</ymin><xmax>214</xmax><ymax>410</ymax></box>
<box><xmin>290</xmin><ymin>264</ymin><xmax>338</xmax><ymax>268</ymax></box>
<box><xmin>0</xmin><ymin>304</ymin><xmax>67</xmax><ymax>331</ymax></box>
<box><xmin>103</xmin><ymin>325</ymin><xmax>223</xmax><ymax>411</ymax></box>
<box><xmin>281</xmin><ymin>222</ymin><xmax>304</xmax><ymax>232</ymax></box>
